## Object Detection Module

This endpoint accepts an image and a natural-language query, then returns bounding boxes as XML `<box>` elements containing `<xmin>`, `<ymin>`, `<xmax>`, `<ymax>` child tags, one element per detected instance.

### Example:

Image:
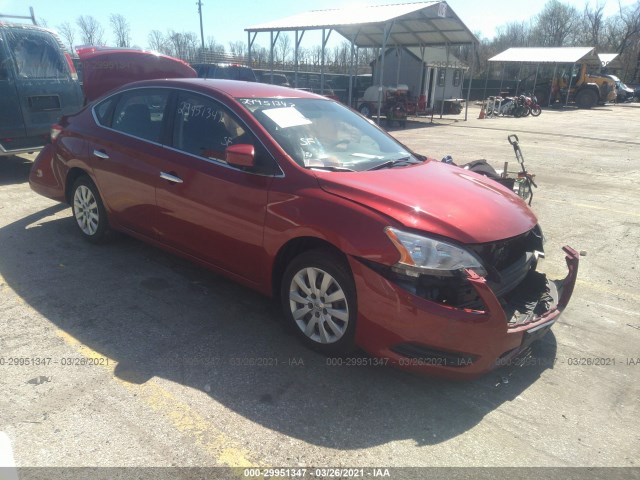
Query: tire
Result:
<box><xmin>575</xmin><ymin>89</ymin><xmax>598</xmax><ymax>109</ymax></box>
<box><xmin>358</xmin><ymin>103</ymin><xmax>372</xmax><ymax>118</ymax></box>
<box><xmin>281</xmin><ymin>249</ymin><xmax>357</xmax><ymax>355</ymax></box>
<box><xmin>71</xmin><ymin>176</ymin><xmax>110</xmax><ymax>243</ymax></box>
<box><xmin>530</xmin><ymin>105</ymin><xmax>542</xmax><ymax>116</ymax></box>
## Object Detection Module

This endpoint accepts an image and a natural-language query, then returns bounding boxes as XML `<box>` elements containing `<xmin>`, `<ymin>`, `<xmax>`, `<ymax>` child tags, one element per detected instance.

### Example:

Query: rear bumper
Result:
<box><xmin>28</xmin><ymin>144</ymin><xmax>67</xmax><ymax>203</ymax></box>
<box><xmin>351</xmin><ymin>246</ymin><xmax>579</xmax><ymax>379</ymax></box>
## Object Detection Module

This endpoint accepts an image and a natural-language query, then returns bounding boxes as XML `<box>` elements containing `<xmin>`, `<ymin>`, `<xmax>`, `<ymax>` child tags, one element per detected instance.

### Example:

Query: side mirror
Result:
<box><xmin>226</xmin><ymin>144</ymin><xmax>255</xmax><ymax>168</ymax></box>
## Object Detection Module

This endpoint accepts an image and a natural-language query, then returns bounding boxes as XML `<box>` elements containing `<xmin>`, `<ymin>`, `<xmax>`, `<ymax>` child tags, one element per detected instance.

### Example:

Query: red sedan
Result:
<box><xmin>29</xmin><ymin>74</ymin><xmax>578</xmax><ymax>379</ymax></box>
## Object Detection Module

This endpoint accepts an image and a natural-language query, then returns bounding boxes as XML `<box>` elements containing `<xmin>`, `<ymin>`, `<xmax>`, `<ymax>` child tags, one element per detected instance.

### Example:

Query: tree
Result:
<box><xmin>608</xmin><ymin>2</ymin><xmax>640</xmax><ymax>54</ymax></box>
<box><xmin>275</xmin><ymin>33</ymin><xmax>292</xmax><ymax>65</ymax></box>
<box><xmin>148</xmin><ymin>30</ymin><xmax>168</xmax><ymax>53</ymax></box>
<box><xmin>583</xmin><ymin>2</ymin><xmax>606</xmax><ymax>47</ymax></box>
<box><xmin>165</xmin><ymin>31</ymin><xmax>198</xmax><ymax>60</ymax></box>
<box><xmin>110</xmin><ymin>14</ymin><xmax>131</xmax><ymax>48</ymax></box>
<box><xmin>207</xmin><ymin>37</ymin><xmax>225</xmax><ymax>55</ymax></box>
<box><xmin>531</xmin><ymin>0</ymin><xmax>579</xmax><ymax>46</ymax></box>
<box><xmin>493</xmin><ymin>21</ymin><xmax>532</xmax><ymax>51</ymax></box>
<box><xmin>76</xmin><ymin>15</ymin><xmax>105</xmax><ymax>46</ymax></box>
<box><xmin>228</xmin><ymin>40</ymin><xmax>246</xmax><ymax>59</ymax></box>
<box><xmin>57</xmin><ymin>22</ymin><xmax>76</xmax><ymax>52</ymax></box>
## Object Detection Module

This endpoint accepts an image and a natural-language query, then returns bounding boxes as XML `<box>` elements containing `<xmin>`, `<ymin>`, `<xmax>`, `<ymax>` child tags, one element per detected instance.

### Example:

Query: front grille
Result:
<box><xmin>504</xmin><ymin>271</ymin><xmax>558</xmax><ymax>326</ymax></box>
<box><xmin>469</xmin><ymin>226</ymin><xmax>543</xmax><ymax>271</ymax></box>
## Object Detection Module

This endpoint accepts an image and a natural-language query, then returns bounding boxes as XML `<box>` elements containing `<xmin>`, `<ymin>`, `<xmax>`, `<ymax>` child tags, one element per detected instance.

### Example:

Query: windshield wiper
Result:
<box><xmin>366</xmin><ymin>157</ymin><xmax>416</xmax><ymax>171</ymax></box>
<box><xmin>309</xmin><ymin>165</ymin><xmax>355</xmax><ymax>172</ymax></box>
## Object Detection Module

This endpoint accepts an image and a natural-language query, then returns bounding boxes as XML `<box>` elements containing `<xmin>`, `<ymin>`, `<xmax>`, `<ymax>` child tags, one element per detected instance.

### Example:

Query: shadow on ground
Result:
<box><xmin>1</xmin><ymin>188</ymin><xmax>558</xmax><ymax>450</ymax></box>
<box><xmin>0</xmin><ymin>155</ymin><xmax>33</xmax><ymax>186</ymax></box>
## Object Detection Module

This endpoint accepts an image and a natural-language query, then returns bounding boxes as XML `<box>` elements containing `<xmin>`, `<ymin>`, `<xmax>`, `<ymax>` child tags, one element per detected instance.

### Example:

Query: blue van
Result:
<box><xmin>0</xmin><ymin>19</ymin><xmax>83</xmax><ymax>156</ymax></box>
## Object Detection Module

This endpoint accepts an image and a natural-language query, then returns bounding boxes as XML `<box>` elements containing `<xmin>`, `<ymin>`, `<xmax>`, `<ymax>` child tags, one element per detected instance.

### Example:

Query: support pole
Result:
<box><xmin>348</xmin><ymin>31</ymin><xmax>360</xmax><ymax>108</ymax></box>
<box><xmin>565</xmin><ymin>63</ymin><xmax>576</xmax><ymax>106</ymax></box>
<box><xmin>482</xmin><ymin>61</ymin><xmax>491</xmax><ymax>100</ymax></box>
<box><xmin>514</xmin><ymin>62</ymin><xmax>523</xmax><ymax>96</ymax></box>
<box><xmin>376</xmin><ymin>21</ymin><xmax>393</xmax><ymax>125</ymax></box>
<box><xmin>439</xmin><ymin>43</ymin><xmax>450</xmax><ymax>119</ymax></box>
<box><xmin>270</xmin><ymin>31</ymin><xmax>280</xmax><ymax>83</ymax></box>
<box><xmin>464</xmin><ymin>42</ymin><xmax>476</xmax><ymax>121</ymax></box>
<box><xmin>196</xmin><ymin>0</ymin><xmax>205</xmax><ymax>54</ymax></box>
<box><xmin>532</xmin><ymin>63</ymin><xmax>540</xmax><ymax>96</ymax></box>
<box><xmin>548</xmin><ymin>64</ymin><xmax>558</xmax><ymax>107</ymax></box>
<box><xmin>320</xmin><ymin>29</ymin><xmax>332</xmax><ymax>94</ymax></box>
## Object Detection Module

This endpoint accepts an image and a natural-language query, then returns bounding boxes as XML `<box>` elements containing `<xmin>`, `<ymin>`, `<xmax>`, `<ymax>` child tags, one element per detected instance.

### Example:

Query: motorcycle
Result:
<box><xmin>442</xmin><ymin>134</ymin><xmax>537</xmax><ymax>205</ymax></box>
<box><xmin>518</xmin><ymin>93</ymin><xmax>542</xmax><ymax>117</ymax></box>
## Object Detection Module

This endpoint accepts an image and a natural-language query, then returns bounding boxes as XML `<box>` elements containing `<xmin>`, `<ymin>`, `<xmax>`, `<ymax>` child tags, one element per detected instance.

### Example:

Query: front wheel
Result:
<box><xmin>530</xmin><ymin>105</ymin><xmax>542</xmax><ymax>116</ymax></box>
<box><xmin>71</xmin><ymin>176</ymin><xmax>110</xmax><ymax>243</ymax></box>
<box><xmin>281</xmin><ymin>250</ymin><xmax>357</xmax><ymax>355</ymax></box>
<box><xmin>575</xmin><ymin>89</ymin><xmax>598</xmax><ymax>109</ymax></box>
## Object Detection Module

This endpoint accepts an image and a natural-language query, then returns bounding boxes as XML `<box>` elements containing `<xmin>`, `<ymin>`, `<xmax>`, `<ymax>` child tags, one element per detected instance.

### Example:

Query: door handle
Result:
<box><xmin>160</xmin><ymin>171</ymin><xmax>183</xmax><ymax>184</ymax></box>
<box><xmin>93</xmin><ymin>149</ymin><xmax>109</xmax><ymax>159</ymax></box>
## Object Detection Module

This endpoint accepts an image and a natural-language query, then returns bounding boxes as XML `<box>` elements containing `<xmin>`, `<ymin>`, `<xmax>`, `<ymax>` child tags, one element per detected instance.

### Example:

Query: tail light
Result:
<box><xmin>50</xmin><ymin>124</ymin><xmax>64</xmax><ymax>143</ymax></box>
<box><xmin>64</xmin><ymin>53</ymin><xmax>78</xmax><ymax>81</ymax></box>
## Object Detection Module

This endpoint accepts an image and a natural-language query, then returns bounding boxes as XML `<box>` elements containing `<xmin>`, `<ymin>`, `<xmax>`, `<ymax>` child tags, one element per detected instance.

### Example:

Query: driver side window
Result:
<box><xmin>173</xmin><ymin>92</ymin><xmax>278</xmax><ymax>174</ymax></box>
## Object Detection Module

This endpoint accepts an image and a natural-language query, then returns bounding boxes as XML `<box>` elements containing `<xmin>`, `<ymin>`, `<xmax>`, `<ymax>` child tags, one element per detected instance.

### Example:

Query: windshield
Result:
<box><xmin>237</xmin><ymin>98</ymin><xmax>418</xmax><ymax>171</ymax></box>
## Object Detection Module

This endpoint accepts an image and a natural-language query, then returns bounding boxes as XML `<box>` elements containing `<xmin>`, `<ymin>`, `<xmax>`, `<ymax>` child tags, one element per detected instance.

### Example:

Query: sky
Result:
<box><xmin>1</xmin><ymin>0</ymin><xmax>637</xmax><ymax>50</ymax></box>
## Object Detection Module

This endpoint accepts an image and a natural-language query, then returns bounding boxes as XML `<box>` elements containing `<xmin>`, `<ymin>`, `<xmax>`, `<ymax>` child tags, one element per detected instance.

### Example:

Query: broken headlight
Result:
<box><xmin>385</xmin><ymin>227</ymin><xmax>487</xmax><ymax>278</ymax></box>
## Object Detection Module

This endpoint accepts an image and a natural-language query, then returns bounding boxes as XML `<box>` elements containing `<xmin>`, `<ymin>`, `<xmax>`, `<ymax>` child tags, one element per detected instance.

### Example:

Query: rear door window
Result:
<box><xmin>6</xmin><ymin>29</ymin><xmax>68</xmax><ymax>79</ymax></box>
<box><xmin>111</xmin><ymin>89</ymin><xmax>169</xmax><ymax>143</ymax></box>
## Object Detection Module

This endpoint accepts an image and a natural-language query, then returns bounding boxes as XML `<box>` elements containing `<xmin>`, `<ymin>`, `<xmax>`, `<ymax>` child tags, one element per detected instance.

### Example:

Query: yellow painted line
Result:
<box><xmin>544</xmin><ymin>198</ymin><xmax>640</xmax><ymax>218</ymax></box>
<box><xmin>54</xmin><ymin>329</ymin><xmax>257</xmax><ymax>469</ymax></box>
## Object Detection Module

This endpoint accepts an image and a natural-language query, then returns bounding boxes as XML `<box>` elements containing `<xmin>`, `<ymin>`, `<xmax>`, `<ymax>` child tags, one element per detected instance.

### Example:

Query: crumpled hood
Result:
<box><xmin>315</xmin><ymin>160</ymin><xmax>538</xmax><ymax>244</ymax></box>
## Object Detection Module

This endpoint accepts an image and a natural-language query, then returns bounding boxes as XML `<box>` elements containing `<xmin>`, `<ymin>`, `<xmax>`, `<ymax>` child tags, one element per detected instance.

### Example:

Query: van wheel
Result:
<box><xmin>71</xmin><ymin>176</ymin><xmax>110</xmax><ymax>243</ymax></box>
<box><xmin>281</xmin><ymin>250</ymin><xmax>357</xmax><ymax>355</ymax></box>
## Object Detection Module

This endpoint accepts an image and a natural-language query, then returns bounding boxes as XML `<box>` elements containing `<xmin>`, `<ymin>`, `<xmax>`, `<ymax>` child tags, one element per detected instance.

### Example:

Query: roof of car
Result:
<box><xmin>117</xmin><ymin>78</ymin><xmax>325</xmax><ymax>100</ymax></box>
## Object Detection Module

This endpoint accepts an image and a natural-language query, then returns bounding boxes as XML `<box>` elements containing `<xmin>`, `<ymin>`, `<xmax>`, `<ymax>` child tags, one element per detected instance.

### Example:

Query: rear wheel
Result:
<box><xmin>71</xmin><ymin>176</ymin><xmax>110</xmax><ymax>243</ymax></box>
<box><xmin>575</xmin><ymin>88</ymin><xmax>598</xmax><ymax>109</ymax></box>
<box><xmin>281</xmin><ymin>250</ymin><xmax>357</xmax><ymax>355</ymax></box>
<box><xmin>514</xmin><ymin>106</ymin><xmax>526</xmax><ymax>117</ymax></box>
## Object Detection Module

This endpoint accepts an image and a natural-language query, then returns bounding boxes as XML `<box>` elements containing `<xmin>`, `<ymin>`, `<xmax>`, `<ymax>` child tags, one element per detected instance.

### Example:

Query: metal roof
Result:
<box><xmin>405</xmin><ymin>46</ymin><xmax>467</xmax><ymax>68</ymax></box>
<box><xmin>598</xmin><ymin>53</ymin><xmax>622</xmax><ymax>68</ymax></box>
<box><xmin>489</xmin><ymin>47</ymin><xmax>600</xmax><ymax>64</ymax></box>
<box><xmin>246</xmin><ymin>2</ymin><xmax>478</xmax><ymax>47</ymax></box>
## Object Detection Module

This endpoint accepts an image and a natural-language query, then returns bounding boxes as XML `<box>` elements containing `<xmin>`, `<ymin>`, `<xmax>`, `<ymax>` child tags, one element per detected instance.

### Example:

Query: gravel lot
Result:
<box><xmin>0</xmin><ymin>103</ymin><xmax>638</xmax><ymax>476</ymax></box>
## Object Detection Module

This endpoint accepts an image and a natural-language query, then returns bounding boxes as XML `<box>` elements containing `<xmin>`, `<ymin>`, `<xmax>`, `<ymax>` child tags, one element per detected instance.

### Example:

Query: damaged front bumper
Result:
<box><xmin>350</xmin><ymin>246</ymin><xmax>579</xmax><ymax>379</ymax></box>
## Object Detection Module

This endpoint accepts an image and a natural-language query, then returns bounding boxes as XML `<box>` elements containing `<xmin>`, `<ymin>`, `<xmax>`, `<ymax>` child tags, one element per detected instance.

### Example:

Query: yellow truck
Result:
<box><xmin>535</xmin><ymin>63</ymin><xmax>617</xmax><ymax>108</ymax></box>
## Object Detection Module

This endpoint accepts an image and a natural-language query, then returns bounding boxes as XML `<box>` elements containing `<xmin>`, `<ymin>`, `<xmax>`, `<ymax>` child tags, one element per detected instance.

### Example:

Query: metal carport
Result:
<box><xmin>487</xmin><ymin>47</ymin><xmax>602</xmax><ymax>107</ymax></box>
<box><xmin>245</xmin><ymin>1</ymin><xmax>478</xmax><ymax>121</ymax></box>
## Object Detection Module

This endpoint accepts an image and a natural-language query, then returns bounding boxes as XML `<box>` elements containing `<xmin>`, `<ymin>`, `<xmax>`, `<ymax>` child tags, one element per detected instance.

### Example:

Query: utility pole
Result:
<box><xmin>196</xmin><ymin>0</ymin><xmax>205</xmax><ymax>56</ymax></box>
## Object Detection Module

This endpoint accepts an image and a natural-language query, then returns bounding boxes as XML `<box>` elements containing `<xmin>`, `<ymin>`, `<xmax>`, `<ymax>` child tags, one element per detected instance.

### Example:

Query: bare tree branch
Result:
<box><xmin>57</xmin><ymin>22</ymin><xmax>76</xmax><ymax>52</ymax></box>
<box><xmin>76</xmin><ymin>15</ymin><xmax>105</xmax><ymax>46</ymax></box>
<box><xmin>110</xmin><ymin>14</ymin><xmax>131</xmax><ymax>48</ymax></box>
